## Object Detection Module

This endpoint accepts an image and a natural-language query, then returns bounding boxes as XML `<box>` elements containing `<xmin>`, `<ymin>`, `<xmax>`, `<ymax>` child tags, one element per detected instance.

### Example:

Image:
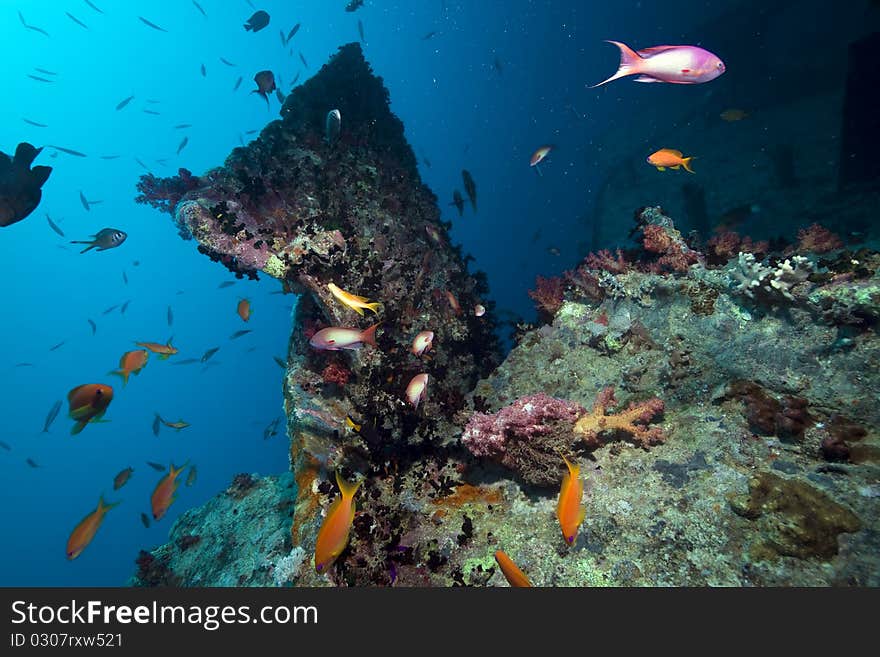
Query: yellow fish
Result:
<box><xmin>314</xmin><ymin>471</ymin><xmax>361</xmax><ymax>573</ymax></box>
<box><xmin>556</xmin><ymin>455</ymin><xmax>586</xmax><ymax>546</ymax></box>
<box><xmin>327</xmin><ymin>283</ymin><xmax>382</xmax><ymax>316</ymax></box>
<box><xmin>646</xmin><ymin>148</ymin><xmax>695</xmax><ymax>173</ymax></box>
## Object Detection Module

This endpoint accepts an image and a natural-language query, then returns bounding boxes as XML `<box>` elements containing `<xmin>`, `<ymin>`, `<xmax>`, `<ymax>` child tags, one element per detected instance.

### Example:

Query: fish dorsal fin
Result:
<box><xmin>636</xmin><ymin>45</ymin><xmax>680</xmax><ymax>58</ymax></box>
<box><xmin>668</xmin><ymin>149</ymin><xmax>683</xmax><ymax>157</ymax></box>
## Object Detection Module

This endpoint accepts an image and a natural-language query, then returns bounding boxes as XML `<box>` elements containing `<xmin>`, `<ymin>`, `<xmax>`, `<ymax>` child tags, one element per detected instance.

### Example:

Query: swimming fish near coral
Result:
<box><xmin>450</xmin><ymin>190</ymin><xmax>464</xmax><ymax>217</ymax></box>
<box><xmin>115</xmin><ymin>95</ymin><xmax>135</xmax><ymax>111</ymax></box>
<box><xmin>157</xmin><ymin>416</ymin><xmax>190</xmax><ymax>431</ymax></box>
<box><xmin>191</xmin><ymin>0</ymin><xmax>206</xmax><ymax>17</ymax></box>
<box><xmin>299</xmin><ymin>52</ymin><xmax>308</xmax><ymax>68</ymax></box>
<box><xmin>647</xmin><ymin>148</ymin><xmax>695</xmax><ymax>173</ymax></box>
<box><xmin>237</xmin><ymin>298</ymin><xmax>252</xmax><ymax>322</ymax></box>
<box><xmin>0</xmin><ymin>142</ymin><xmax>52</xmax><ymax>228</ymax></box>
<box><xmin>113</xmin><ymin>466</ymin><xmax>134</xmax><ymax>490</ymax></box>
<box><xmin>43</xmin><ymin>399</ymin><xmax>62</xmax><ymax>433</ymax></box>
<box><xmin>244</xmin><ymin>10</ymin><xmax>270</xmax><ymax>32</ymax></box>
<box><xmin>494</xmin><ymin>550</ymin><xmax>532</xmax><ymax>587</ymax></box>
<box><xmin>309</xmin><ymin>324</ymin><xmax>380</xmax><ymax>351</ymax></box>
<box><xmin>327</xmin><ymin>283</ymin><xmax>381</xmax><ymax>316</ymax></box>
<box><xmin>557</xmin><ymin>455</ymin><xmax>586</xmax><ymax>545</ymax></box>
<box><xmin>111</xmin><ymin>349</ymin><xmax>149</xmax><ymax>387</ymax></box>
<box><xmin>252</xmin><ymin>70</ymin><xmax>276</xmax><ymax>108</ymax></box>
<box><xmin>136</xmin><ymin>339</ymin><xmax>178</xmax><ymax>359</ymax></box>
<box><xmin>138</xmin><ymin>16</ymin><xmax>168</xmax><ymax>33</ymax></box>
<box><xmin>140</xmin><ymin>512</ymin><xmax>150</xmax><ymax>528</ymax></box>
<box><xmin>46</xmin><ymin>213</ymin><xmax>64</xmax><ymax>236</ymax></box>
<box><xmin>176</xmin><ymin>136</ymin><xmax>188</xmax><ymax>155</ymax></box>
<box><xmin>530</xmin><ymin>145</ymin><xmax>553</xmax><ymax>175</ymax></box>
<box><xmin>474</xmin><ymin>304</ymin><xmax>486</xmax><ymax>317</ymax></box>
<box><xmin>325</xmin><ymin>109</ymin><xmax>341</xmax><ymax>144</ymax></box>
<box><xmin>152</xmin><ymin>413</ymin><xmax>161</xmax><ymax>437</ymax></box>
<box><xmin>200</xmin><ymin>63</ymin><xmax>206</xmax><ymax>77</ymax></box>
<box><xmin>26</xmin><ymin>458</ymin><xmax>40</xmax><ymax>468</ymax></box>
<box><xmin>88</xmin><ymin>318</ymin><xmax>97</xmax><ymax>335</ymax></box>
<box><xmin>185</xmin><ymin>465</ymin><xmax>197</xmax><ymax>487</ymax></box>
<box><xmin>233</xmin><ymin>76</ymin><xmax>243</xmax><ymax>92</ymax></box>
<box><xmin>406</xmin><ymin>373</ymin><xmax>429</xmax><ymax>409</ymax></box>
<box><xmin>146</xmin><ymin>461</ymin><xmax>165</xmax><ymax>471</ymax></box>
<box><xmin>411</xmin><ymin>331</ymin><xmax>434</xmax><ymax>356</ymax></box>
<box><xmin>200</xmin><ymin>347</ymin><xmax>220</xmax><ymax>363</ymax></box>
<box><xmin>68</xmin><ymin>383</ymin><xmax>113</xmax><ymax>435</ymax></box>
<box><xmin>84</xmin><ymin>1</ymin><xmax>104</xmax><ymax>14</ymax></box>
<box><xmin>71</xmin><ymin>228</ymin><xmax>127</xmax><ymax>253</ymax></box>
<box><xmin>357</xmin><ymin>20</ymin><xmax>364</xmax><ymax>42</ymax></box>
<box><xmin>590</xmin><ymin>41</ymin><xmax>725</xmax><ymax>88</ymax></box>
<box><xmin>286</xmin><ymin>23</ymin><xmax>301</xmax><ymax>43</ymax></box>
<box><xmin>151</xmin><ymin>462</ymin><xmax>187</xmax><ymax>520</ymax></box>
<box><xmin>66</xmin><ymin>496</ymin><xmax>119</xmax><ymax>560</ymax></box>
<box><xmin>230</xmin><ymin>329</ymin><xmax>252</xmax><ymax>339</ymax></box>
<box><xmin>461</xmin><ymin>170</ymin><xmax>477</xmax><ymax>211</ymax></box>
<box><xmin>314</xmin><ymin>471</ymin><xmax>361</xmax><ymax>573</ymax></box>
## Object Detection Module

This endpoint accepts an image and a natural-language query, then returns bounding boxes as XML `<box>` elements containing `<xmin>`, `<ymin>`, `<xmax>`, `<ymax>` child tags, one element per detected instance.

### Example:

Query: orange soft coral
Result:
<box><xmin>574</xmin><ymin>386</ymin><xmax>665</xmax><ymax>449</ymax></box>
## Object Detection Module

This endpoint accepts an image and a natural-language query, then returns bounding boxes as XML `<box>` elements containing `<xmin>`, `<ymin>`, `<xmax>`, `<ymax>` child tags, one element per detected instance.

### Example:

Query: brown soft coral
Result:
<box><xmin>574</xmin><ymin>386</ymin><xmax>665</xmax><ymax>448</ymax></box>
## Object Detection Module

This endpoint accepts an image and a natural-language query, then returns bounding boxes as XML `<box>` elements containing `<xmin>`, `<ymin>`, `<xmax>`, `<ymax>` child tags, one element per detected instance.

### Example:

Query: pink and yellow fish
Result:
<box><xmin>314</xmin><ymin>471</ymin><xmax>361</xmax><ymax>573</ymax></box>
<box><xmin>309</xmin><ymin>323</ymin><xmax>380</xmax><ymax>351</ymax></box>
<box><xmin>406</xmin><ymin>373</ymin><xmax>429</xmax><ymax>409</ymax></box>
<box><xmin>591</xmin><ymin>41</ymin><xmax>725</xmax><ymax>88</ymax></box>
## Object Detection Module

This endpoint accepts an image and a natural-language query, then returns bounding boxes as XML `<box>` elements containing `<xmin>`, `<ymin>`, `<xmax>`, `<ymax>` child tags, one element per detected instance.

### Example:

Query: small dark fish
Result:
<box><xmin>123</xmin><ymin>271</ymin><xmax>128</xmax><ymax>285</ymax></box>
<box><xmin>423</xmin><ymin>156</ymin><xmax>431</xmax><ymax>168</ymax></box>
<box><xmin>450</xmin><ymin>190</ymin><xmax>464</xmax><ymax>216</ymax></box>
<box><xmin>244</xmin><ymin>130</ymin><xmax>258</xmax><ymax>135</ymax></box>
<box><xmin>0</xmin><ymin>441</ymin><xmax>10</xmax><ymax>451</ymax></box>
<box><xmin>275</xmin><ymin>89</ymin><xmax>285</xmax><ymax>104</ymax></box>
<box><xmin>177</xmin><ymin>137</ymin><xmax>189</xmax><ymax>155</ymax></box>
<box><xmin>345</xmin><ymin>0</ymin><xmax>365</xmax><ymax>11</ymax></box>
<box><xmin>102</xmin><ymin>304</ymin><xmax>119</xmax><ymax>315</ymax></box>
<box><xmin>99</xmin><ymin>154</ymin><xmax>121</xmax><ymax>159</ymax></box>
<box><xmin>166</xmin><ymin>306</ymin><xmax>173</xmax><ymax>326</ymax></box>
<box><xmin>219</xmin><ymin>57</ymin><xmax>236</xmax><ymax>67</ymax></box>
<box><xmin>299</xmin><ymin>52</ymin><xmax>308</xmax><ymax>68</ymax></box>
<box><xmin>14</xmin><ymin>363</ymin><xmax>34</xmax><ymax>368</ymax></box>
<box><xmin>146</xmin><ymin>461</ymin><xmax>165</xmax><ymax>471</ymax></box>
<box><xmin>280</xmin><ymin>29</ymin><xmax>286</xmax><ymax>47</ymax></box>
<box><xmin>49</xmin><ymin>341</ymin><xmax>65</xmax><ymax>352</ymax></box>
<box><xmin>26</xmin><ymin>458</ymin><xmax>40</xmax><ymax>468</ymax></box>
<box><xmin>140</xmin><ymin>512</ymin><xmax>151</xmax><ymax>528</ymax></box>
<box><xmin>155</xmin><ymin>158</ymin><xmax>168</xmax><ymax>166</ymax></box>
<box><xmin>134</xmin><ymin>157</ymin><xmax>149</xmax><ymax>170</ymax></box>
<box><xmin>88</xmin><ymin>319</ymin><xmax>96</xmax><ymax>335</ymax></box>
<box><xmin>171</xmin><ymin>358</ymin><xmax>200</xmax><ymax>365</ymax></box>
<box><xmin>84</xmin><ymin>0</ymin><xmax>104</xmax><ymax>14</ymax></box>
<box><xmin>358</xmin><ymin>20</ymin><xmax>364</xmax><ymax>42</ymax></box>
<box><xmin>174</xmin><ymin>123</ymin><xmax>192</xmax><ymax>129</ymax></box>
<box><xmin>120</xmin><ymin>300</ymin><xmax>131</xmax><ymax>315</ymax></box>
<box><xmin>493</xmin><ymin>56</ymin><xmax>503</xmax><ymax>76</ymax></box>
<box><xmin>244</xmin><ymin>10</ymin><xmax>270</xmax><ymax>32</ymax></box>
<box><xmin>27</xmin><ymin>75</ymin><xmax>54</xmax><ymax>83</ymax></box>
<box><xmin>48</xmin><ymin>145</ymin><xmax>87</xmax><ymax>157</ymax></box>
<box><xmin>230</xmin><ymin>329</ymin><xmax>252</xmax><ymax>339</ymax></box>
<box><xmin>290</xmin><ymin>71</ymin><xmax>300</xmax><ymax>87</ymax></box>
<box><xmin>287</xmin><ymin>23</ymin><xmax>301</xmax><ymax>42</ymax></box>
<box><xmin>46</xmin><ymin>214</ymin><xmax>64</xmax><ymax>237</ymax></box>
<box><xmin>218</xmin><ymin>281</ymin><xmax>236</xmax><ymax>288</ymax></box>
<box><xmin>273</xmin><ymin>356</ymin><xmax>286</xmax><ymax>369</ymax></box>
<box><xmin>72</xmin><ymin>228</ymin><xmax>127</xmax><ymax>254</ymax></box>
<box><xmin>263</xmin><ymin>416</ymin><xmax>281</xmax><ymax>439</ymax></box>
<box><xmin>79</xmin><ymin>191</ymin><xmax>90</xmax><ymax>211</ymax></box>
<box><xmin>143</xmin><ymin>109</ymin><xmax>161</xmax><ymax>115</ymax></box>
<box><xmin>138</xmin><ymin>16</ymin><xmax>168</xmax><ymax>32</ymax></box>
<box><xmin>233</xmin><ymin>76</ymin><xmax>243</xmax><ymax>91</ymax></box>
<box><xmin>33</xmin><ymin>68</ymin><xmax>57</xmax><ymax>75</ymax></box>
<box><xmin>23</xmin><ymin>118</ymin><xmax>48</xmax><ymax>127</ymax></box>
<box><xmin>115</xmin><ymin>95</ymin><xmax>135</xmax><ymax>110</ymax></box>
<box><xmin>421</xmin><ymin>31</ymin><xmax>436</xmax><ymax>40</ymax></box>
<box><xmin>547</xmin><ymin>246</ymin><xmax>561</xmax><ymax>257</ymax></box>
<box><xmin>200</xmin><ymin>63</ymin><xmax>206</xmax><ymax>77</ymax></box>
<box><xmin>146</xmin><ymin>99</ymin><xmax>161</xmax><ymax>104</ymax></box>
<box><xmin>19</xmin><ymin>12</ymin><xmax>50</xmax><ymax>38</ymax></box>
<box><xmin>65</xmin><ymin>12</ymin><xmax>90</xmax><ymax>30</ymax></box>
<box><xmin>113</xmin><ymin>467</ymin><xmax>134</xmax><ymax>490</ymax></box>
<box><xmin>252</xmin><ymin>70</ymin><xmax>276</xmax><ymax>108</ymax></box>
<box><xmin>43</xmin><ymin>400</ymin><xmax>62</xmax><ymax>433</ymax></box>
<box><xmin>200</xmin><ymin>347</ymin><xmax>220</xmax><ymax>363</ymax></box>
<box><xmin>192</xmin><ymin>0</ymin><xmax>207</xmax><ymax>17</ymax></box>
<box><xmin>152</xmin><ymin>413</ymin><xmax>161</xmax><ymax>436</ymax></box>
<box><xmin>462</xmin><ymin>170</ymin><xmax>477</xmax><ymax>211</ymax></box>
<box><xmin>185</xmin><ymin>466</ymin><xmax>197</xmax><ymax>487</ymax></box>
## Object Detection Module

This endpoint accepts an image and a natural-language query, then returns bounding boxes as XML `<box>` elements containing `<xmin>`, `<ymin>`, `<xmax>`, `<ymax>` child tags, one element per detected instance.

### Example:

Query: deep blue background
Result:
<box><xmin>1</xmin><ymin>0</ymin><xmax>752</xmax><ymax>585</ymax></box>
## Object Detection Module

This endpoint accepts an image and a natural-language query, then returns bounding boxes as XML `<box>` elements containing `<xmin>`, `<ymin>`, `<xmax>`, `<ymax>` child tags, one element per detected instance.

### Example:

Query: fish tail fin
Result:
<box><xmin>110</xmin><ymin>369</ymin><xmax>129</xmax><ymax>387</ymax></box>
<box><xmin>682</xmin><ymin>157</ymin><xmax>696</xmax><ymax>173</ymax></box>
<box><xmin>99</xmin><ymin>495</ymin><xmax>122</xmax><ymax>513</ymax></box>
<box><xmin>360</xmin><ymin>322</ymin><xmax>381</xmax><ymax>348</ymax></box>
<box><xmin>589</xmin><ymin>40</ymin><xmax>642</xmax><ymax>88</ymax></box>
<box><xmin>335</xmin><ymin>471</ymin><xmax>362</xmax><ymax>500</ymax></box>
<box><xmin>364</xmin><ymin>302</ymin><xmax>383</xmax><ymax>315</ymax></box>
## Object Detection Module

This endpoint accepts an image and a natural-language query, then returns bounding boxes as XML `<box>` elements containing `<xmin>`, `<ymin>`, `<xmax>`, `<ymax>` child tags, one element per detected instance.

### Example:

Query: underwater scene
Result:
<box><xmin>1</xmin><ymin>0</ymin><xmax>879</xmax><ymax>587</ymax></box>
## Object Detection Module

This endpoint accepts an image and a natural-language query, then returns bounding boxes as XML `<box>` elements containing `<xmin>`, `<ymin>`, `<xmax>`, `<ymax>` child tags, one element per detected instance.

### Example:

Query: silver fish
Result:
<box><xmin>325</xmin><ymin>109</ymin><xmax>341</xmax><ymax>144</ymax></box>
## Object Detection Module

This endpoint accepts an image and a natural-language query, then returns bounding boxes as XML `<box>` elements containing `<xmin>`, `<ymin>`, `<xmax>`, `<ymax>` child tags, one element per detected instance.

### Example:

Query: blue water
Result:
<box><xmin>0</xmin><ymin>0</ymin><xmax>799</xmax><ymax>585</ymax></box>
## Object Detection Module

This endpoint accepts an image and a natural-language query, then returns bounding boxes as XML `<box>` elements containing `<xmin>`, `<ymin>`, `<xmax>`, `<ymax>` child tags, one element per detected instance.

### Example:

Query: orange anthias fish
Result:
<box><xmin>151</xmin><ymin>462</ymin><xmax>187</xmax><ymax>520</ymax></box>
<box><xmin>111</xmin><ymin>349</ymin><xmax>149</xmax><ymax>386</ymax></box>
<box><xmin>67</xmin><ymin>383</ymin><xmax>114</xmax><ymax>435</ymax></box>
<box><xmin>557</xmin><ymin>455</ymin><xmax>586</xmax><ymax>546</ymax></box>
<box><xmin>494</xmin><ymin>550</ymin><xmax>532</xmax><ymax>587</ymax></box>
<box><xmin>314</xmin><ymin>471</ymin><xmax>361</xmax><ymax>573</ymax></box>
<box><xmin>646</xmin><ymin>148</ymin><xmax>695</xmax><ymax>173</ymax></box>
<box><xmin>66</xmin><ymin>495</ymin><xmax>120</xmax><ymax>560</ymax></box>
<box><xmin>136</xmin><ymin>339</ymin><xmax>178</xmax><ymax>359</ymax></box>
<box><xmin>237</xmin><ymin>298</ymin><xmax>252</xmax><ymax>322</ymax></box>
<box><xmin>327</xmin><ymin>282</ymin><xmax>382</xmax><ymax>316</ymax></box>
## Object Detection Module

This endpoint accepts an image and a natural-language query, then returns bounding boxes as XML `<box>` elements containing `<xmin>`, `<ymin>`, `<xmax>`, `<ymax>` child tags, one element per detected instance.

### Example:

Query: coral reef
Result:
<box><xmin>133</xmin><ymin>46</ymin><xmax>880</xmax><ymax>588</ymax></box>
